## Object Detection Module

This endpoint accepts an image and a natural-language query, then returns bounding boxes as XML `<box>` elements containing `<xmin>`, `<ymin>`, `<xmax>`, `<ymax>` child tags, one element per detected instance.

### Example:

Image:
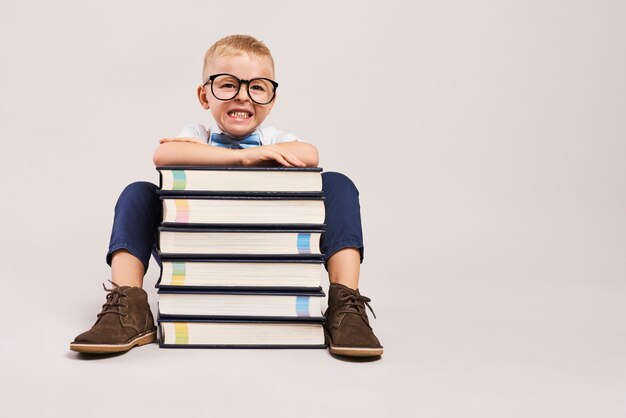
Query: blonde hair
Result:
<box><xmin>202</xmin><ymin>35</ymin><xmax>275</xmax><ymax>83</ymax></box>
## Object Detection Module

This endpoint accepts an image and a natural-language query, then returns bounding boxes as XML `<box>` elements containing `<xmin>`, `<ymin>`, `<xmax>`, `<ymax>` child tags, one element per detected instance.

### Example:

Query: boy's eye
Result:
<box><xmin>213</xmin><ymin>75</ymin><xmax>239</xmax><ymax>90</ymax></box>
<box><xmin>249</xmin><ymin>79</ymin><xmax>272</xmax><ymax>92</ymax></box>
<box><xmin>219</xmin><ymin>82</ymin><xmax>237</xmax><ymax>89</ymax></box>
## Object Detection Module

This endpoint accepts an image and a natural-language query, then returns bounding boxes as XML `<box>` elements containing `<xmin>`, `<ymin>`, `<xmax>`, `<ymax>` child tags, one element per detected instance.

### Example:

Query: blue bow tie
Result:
<box><xmin>210</xmin><ymin>132</ymin><xmax>261</xmax><ymax>149</ymax></box>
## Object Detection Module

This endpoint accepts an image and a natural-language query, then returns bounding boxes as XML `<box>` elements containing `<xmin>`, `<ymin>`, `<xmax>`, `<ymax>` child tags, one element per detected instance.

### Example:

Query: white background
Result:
<box><xmin>1</xmin><ymin>0</ymin><xmax>625</xmax><ymax>417</ymax></box>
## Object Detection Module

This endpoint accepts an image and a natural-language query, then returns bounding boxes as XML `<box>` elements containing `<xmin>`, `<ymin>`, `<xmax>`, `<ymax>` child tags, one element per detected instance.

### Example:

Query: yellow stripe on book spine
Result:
<box><xmin>174</xmin><ymin>322</ymin><xmax>189</xmax><ymax>345</ymax></box>
<box><xmin>175</xmin><ymin>199</ymin><xmax>190</xmax><ymax>223</ymax></box>
<box><xmin>171</xmin><ymin>262</ymin><xmax>186</xmax><ymax>285</ymax></box>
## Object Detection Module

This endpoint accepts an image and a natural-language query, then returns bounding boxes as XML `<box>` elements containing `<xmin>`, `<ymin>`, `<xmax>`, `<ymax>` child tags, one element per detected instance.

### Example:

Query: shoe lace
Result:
<box><xmin>97</xmin><ymin>280</ymin><xmax>129</xmax><ymax>319</ymax></box>
<box><xmin>337</xmin><ymin>290</ymin><xmax>377</xmax><ymax>329</ymax></box>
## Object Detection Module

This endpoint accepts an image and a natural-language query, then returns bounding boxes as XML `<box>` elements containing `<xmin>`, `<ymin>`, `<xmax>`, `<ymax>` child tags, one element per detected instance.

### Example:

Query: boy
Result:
<box><xmin>70</xmin><ymin>35</ymin><xmax>382</xmax><ymax>357</ymax></box>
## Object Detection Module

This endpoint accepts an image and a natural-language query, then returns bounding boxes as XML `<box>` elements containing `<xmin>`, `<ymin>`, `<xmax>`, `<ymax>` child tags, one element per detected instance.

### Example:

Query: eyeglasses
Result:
<box><xmin>203</xmin><ymin>73</ymin><xmax>278</xmax><ymax>105</ymax></box>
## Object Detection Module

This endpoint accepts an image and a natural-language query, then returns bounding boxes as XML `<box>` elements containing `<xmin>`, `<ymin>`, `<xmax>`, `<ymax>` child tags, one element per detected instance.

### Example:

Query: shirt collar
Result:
<box><xmin>210</xmin><ymin>122</ymin><xmax>261</xmax><ymax>140</ymax></box>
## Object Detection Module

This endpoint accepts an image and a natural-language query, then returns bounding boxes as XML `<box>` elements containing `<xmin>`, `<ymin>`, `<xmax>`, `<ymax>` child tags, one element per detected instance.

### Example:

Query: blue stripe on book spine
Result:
<box><xmin>296</xmin><ymin>296</ymin><xmax>310</xmax><ymax>316</ymax></box>
<box><xmin>297</xmin><ymin>232</ymin><xmax>311</xmax><ymax>254</ymax></box>
<box><xmin>172</xmin><ymin>170</ymin><xmax>187</xmax><ymax>190</ymax></box>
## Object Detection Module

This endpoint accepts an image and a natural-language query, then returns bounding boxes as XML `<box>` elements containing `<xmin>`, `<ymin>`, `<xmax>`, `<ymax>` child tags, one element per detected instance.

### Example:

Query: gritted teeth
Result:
<box><xmin>228</xmin><ymin>110</ymin><xmax>252</xmax><ymax>118</ymax></box>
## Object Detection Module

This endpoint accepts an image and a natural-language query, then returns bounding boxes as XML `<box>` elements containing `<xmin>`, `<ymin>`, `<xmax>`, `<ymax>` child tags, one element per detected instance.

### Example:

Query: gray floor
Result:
<box><xmin>3</xmin><ymin>245</ymin><xmax>625</xmax><ymax>417</ymax></box>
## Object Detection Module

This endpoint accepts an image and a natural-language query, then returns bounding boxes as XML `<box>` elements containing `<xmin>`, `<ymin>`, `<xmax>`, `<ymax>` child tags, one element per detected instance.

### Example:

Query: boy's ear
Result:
<box><xmin>197</xmin><ymin>85</ymin><xmax>210</xmax><ymax>109</ymax></box>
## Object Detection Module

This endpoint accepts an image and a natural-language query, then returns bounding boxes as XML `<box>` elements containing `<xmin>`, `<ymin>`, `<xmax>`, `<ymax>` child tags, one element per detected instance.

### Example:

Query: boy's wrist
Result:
<box><xmin>236</xmin><ymin>148</ymin><xmax>247</xmax><ymax>166</ymax></box>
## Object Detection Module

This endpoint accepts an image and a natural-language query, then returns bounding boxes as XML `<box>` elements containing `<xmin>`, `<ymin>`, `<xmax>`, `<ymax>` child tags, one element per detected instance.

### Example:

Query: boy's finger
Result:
<box><xmin>277</xmin><ymin>148</ymin><xmax>305</xmax><ymax>167</ymax></box>
<box><xmin>284</xmin><ymin>153</ymin><xmax>306</xmax><ymax>167</ymax></box>
<box><xmin>272</xmin><ymin>153</ymin><xmax>293</xmax><ymax>167</ymax></box>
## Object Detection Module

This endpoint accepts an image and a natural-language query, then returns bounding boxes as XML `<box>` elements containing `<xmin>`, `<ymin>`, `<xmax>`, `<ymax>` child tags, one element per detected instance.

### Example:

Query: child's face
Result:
<box><xmin>198</xmin><ymin>53</ymin><xmax>276</xmax><ymax>138</ymax></box>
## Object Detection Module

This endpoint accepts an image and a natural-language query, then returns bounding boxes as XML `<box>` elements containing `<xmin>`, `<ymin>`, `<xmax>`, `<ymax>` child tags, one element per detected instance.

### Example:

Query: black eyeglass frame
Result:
<box><xmin>202</xmin><ymin>73</ymin><xmax>279</xmax><ymax>105</ymax></box>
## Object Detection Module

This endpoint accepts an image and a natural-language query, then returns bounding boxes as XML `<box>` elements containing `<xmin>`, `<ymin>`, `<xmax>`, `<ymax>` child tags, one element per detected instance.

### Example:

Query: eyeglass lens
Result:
<box><xmin>211</xmin><ymin>74</ymin><xmax>275</xmax><ymax>104</ymax></box>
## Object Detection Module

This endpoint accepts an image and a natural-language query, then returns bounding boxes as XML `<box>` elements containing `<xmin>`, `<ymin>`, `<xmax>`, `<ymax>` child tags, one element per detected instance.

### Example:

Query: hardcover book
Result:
<box><xmin>158</xmin><ymin>227</ymin><xmax>324</xmax><ymax>258</ymax></box>
<box><xmin>157</xmin><ymin>289</ymin><xmax>324</xmax><ymax>320</ymax></box>
<box><xmin>157</xmin><ymin>166</ymin><xmax>323</xmax><ymax>195</ymax></box>
<box><xmin>160</xmin><ymin>195</ymin><xmax>325</xmax><ymax>226</ymax></box>
<box><xmin>157</xmin><ymin>258</ymin><xmax>323</xmax><ymax>290</ymax></box>
<box><xmin>158</xmin><ymin>318</ymin><xmax>326</xmax><ymax>348</ymax></box>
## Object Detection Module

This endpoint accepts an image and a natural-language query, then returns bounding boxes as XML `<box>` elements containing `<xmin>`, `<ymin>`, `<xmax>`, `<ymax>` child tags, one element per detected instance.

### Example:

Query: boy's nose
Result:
<box><xmin>235</xmin><ymin>83</ymin><xmax>251</xmax><ymax>102</ymax></box>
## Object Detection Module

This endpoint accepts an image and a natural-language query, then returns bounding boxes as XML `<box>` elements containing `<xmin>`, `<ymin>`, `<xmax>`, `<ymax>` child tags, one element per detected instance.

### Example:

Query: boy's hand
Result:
<box><xmin>159</xmin><ymin>137</ymin><xmax>206</xmax><ymax>145</ymax></box>
<box><xmin>239</xmin><ymin>145</ymin><xmax>306</xmax><ymax>167</ymax></box>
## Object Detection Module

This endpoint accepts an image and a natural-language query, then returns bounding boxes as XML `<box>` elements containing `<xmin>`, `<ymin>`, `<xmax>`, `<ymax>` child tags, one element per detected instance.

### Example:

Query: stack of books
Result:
<box><xmin>155</xmin><ymin>166</ymin><xmax>327</xmax><ymax>349</ymax></box>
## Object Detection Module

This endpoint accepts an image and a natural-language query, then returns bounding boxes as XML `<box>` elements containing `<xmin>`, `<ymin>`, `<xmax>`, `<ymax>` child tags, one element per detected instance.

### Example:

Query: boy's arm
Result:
<box><xmin>153</xmin><ymin>141</ymin><xmax>318</xmax><ymax>167</ymax></box>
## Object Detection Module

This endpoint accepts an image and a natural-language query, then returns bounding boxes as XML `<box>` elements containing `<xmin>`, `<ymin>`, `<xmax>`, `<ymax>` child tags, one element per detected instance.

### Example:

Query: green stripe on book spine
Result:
<box><xmin>172</xmin><ymin>170</ymin><xmax>186</xmax><ymax>190</ymax></box>
<box><xmin>172</xmin><ymin>262</ymin><xmax>186</xmax><ymax>285</ymax></box>
<box><xmin>174</xmin><ymin>322</ymin><xmax>189</xmax><ymax>344</ymax></box>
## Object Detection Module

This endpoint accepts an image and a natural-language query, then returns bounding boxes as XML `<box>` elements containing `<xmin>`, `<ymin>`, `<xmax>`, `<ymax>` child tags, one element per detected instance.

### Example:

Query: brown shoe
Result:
<box><xmin>70</xmin><ymin>282</ymin><xmax>157</xmax><ymax>354</ymax></box>
<box><xmin>324</xmin><ymin>283</ymin><xmax>383</xmax><ymax>357</ymax></box>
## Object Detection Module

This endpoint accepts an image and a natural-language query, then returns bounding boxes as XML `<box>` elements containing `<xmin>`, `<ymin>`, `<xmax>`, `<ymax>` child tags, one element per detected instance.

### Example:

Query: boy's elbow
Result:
<box><xmin>152</xmin><ymin>147</ymin><xmax>163</xmax><ymax>167</ymax></box>
<box><xmin>153</xmin><ymin>144</ymin><xmax>169</xmax><ymax>167</ymax></box>
<box><xmin>304</xmin><ymin>143</ymin><xmax>319</xmax><ymax>167</ymax></box>
<box><xmin>309</xmin><ymin>151</ymin><xmax>319</xmax><ymax>168</ymax></box>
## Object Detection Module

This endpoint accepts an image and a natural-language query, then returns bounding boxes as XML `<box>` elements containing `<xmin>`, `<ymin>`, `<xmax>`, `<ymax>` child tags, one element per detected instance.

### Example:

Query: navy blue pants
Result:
<box><xmin>106</xmin><ymin>172</ymin><xmax>364</xmax><ymax>272</ymax></box>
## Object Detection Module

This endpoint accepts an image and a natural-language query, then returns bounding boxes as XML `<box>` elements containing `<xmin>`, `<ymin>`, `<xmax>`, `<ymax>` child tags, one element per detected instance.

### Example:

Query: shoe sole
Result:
<box><xmin>329</xmin><ymin>344</ymin><xmax>384</xmax><ymax>357</ymax></box>
<box><xmin>70</xmin><ymin>329</ymin><xmax>157</xmax><ymax>354</ymax></box>
<box><xmin>325</xmin><ymin>331</ymin><xmax>383</xmax><ymax>357</ymax></box>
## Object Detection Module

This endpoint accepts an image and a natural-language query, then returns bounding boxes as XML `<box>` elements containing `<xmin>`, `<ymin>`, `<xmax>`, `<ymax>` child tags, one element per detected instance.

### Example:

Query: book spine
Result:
<box><xmin>157</xmin><ymin>259</ymin><xmax>323</xmax><ymax>287</ymax></box>
<box><xmin>158</xmin><ymin>230</ymin><xmax>323</xmax><ymax>257</ymax></box>
<box><xmin>158</xmin><ymin>320</ymin><xmax>326</xmax><ymax>348</ymax></box>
